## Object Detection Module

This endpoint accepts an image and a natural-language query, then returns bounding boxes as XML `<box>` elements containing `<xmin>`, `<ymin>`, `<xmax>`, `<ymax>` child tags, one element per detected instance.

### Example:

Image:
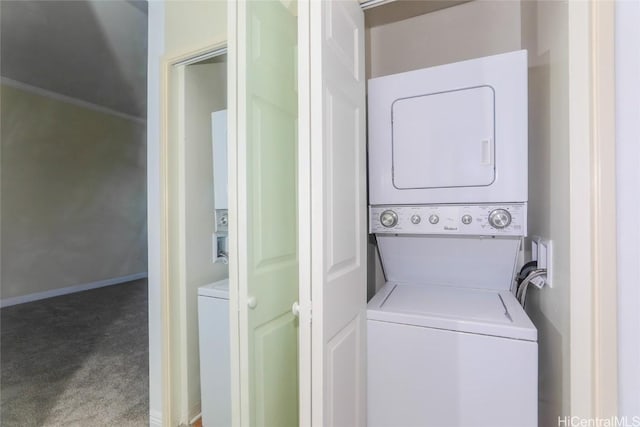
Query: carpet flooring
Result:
<box><xmin>1</xmin><ymin>279</ymin><xmax>149</xmax><ymax>427</ymax></box>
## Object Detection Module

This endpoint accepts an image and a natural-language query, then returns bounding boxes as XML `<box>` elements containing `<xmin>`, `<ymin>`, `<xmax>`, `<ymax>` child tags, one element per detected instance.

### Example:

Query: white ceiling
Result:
<box><xmin>1</xmin><ymin>0</ymin><xmax>148</xmax><ymax>118</ymax></box>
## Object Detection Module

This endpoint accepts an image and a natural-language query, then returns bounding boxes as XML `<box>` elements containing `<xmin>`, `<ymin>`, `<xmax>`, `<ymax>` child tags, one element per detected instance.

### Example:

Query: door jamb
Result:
<box><xmin>159</xmin><ymin>41</ymin><xmax>229</xmax><ymax>426</ymax></box>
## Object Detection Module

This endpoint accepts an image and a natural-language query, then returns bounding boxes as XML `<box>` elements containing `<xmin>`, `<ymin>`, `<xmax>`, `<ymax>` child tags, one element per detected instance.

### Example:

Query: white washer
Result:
<box><xmin>368</xmin><ymin>283</ymin><xmax>537</xmax><ymax>427</ymax></box>
<box><xmin>367</xmin><ymin>216</ymin><xmax>538</xmax><ymax>426</ymax></box>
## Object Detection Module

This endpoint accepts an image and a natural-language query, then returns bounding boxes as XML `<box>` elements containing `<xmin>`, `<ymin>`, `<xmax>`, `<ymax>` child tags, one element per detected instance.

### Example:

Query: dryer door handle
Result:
<box><xmin>481</xmin><ymin>138</ymin><xmax>492</xmax><ymax>165</ymax></box>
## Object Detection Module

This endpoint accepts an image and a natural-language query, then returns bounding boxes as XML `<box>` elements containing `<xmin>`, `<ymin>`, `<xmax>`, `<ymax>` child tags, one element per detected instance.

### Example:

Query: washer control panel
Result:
<box><xmin>370</xmin><ymin>204</ymin><xmax>527</xmax><ymax>236</ymax></box>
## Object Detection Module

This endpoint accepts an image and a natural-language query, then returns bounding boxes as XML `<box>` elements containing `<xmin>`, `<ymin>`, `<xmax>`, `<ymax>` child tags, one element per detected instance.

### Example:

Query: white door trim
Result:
<box><xmin>590</xmin><ymin>0</ymin><xmax>617</xmax><ymax>417</ymax></box>
<box><xmin>159</xmin><ymin>41</ymin><xmax>229</xmax><ymax>427</ymax></box>
<box><xmin>568</xmin><ymin>0</ymin><xmax>618</xmax><ymax>417</ymax></box>
<box><xmin>227</xmin><ymin>2</ymin><xmax>241</xmax><ymax>425</ymax></box>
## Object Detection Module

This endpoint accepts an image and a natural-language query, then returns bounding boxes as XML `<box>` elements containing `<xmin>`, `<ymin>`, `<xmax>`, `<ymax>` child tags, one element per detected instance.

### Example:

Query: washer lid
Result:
<box><xmin>367</xmin><ymin>283</ymin><xmax>537</xmax><ymax>341</ymax></box>
<box><xmin>376</xmin><ymin>235</ymin><xmax>521</xmax><ymax>290</ymax></box>
<box><xmin>198</xmin><ymin>278</ymin><xmax>229</xmax><ymax>299</ymax></box>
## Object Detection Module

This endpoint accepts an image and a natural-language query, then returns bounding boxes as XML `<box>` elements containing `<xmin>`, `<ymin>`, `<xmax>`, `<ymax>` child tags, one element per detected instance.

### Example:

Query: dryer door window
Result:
<box><xmin>391</xmin><ymin>86</ymin><xmax>495</xmax><ymax>189</ymax></box>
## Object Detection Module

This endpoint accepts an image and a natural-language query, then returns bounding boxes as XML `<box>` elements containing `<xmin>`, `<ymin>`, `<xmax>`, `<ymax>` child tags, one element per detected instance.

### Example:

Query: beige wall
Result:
<box><xmin>367</xmin><ymin>0</ymin><xmax>522</xmax><ymax>79</ymax></box>
<box><xmin>1</xmin><ymin>84</ymin><xmax>147</xmax><ymax>300</ymax></box>
<box><xmin>165</xmin><ymin>0</ymin><xmax>227</xmax><ymax>59</ymax></box>
<box><xmin>521</xmin><ymin>0</ymin><xmax>571</xmax><ymax>423</ymax></box>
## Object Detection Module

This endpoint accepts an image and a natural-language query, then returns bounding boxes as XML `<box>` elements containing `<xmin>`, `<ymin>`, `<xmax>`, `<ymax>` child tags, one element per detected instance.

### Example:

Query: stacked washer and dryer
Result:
<box><xmin>366</xmin><ymin>50</ymin><xmax>537</xmax><ymax>427</ymax></box>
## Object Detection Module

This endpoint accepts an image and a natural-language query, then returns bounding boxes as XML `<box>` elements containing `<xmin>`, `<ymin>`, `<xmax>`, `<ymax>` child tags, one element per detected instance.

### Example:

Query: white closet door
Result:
<box><xmin>229</xmin><ymin>1</ymin><xmax>299</xmax><ymax>426</ymax></box>
<box><xmin>299</xmin><ymin>0</ymin><xmax>367</xmax><ymax>425</ymax></box>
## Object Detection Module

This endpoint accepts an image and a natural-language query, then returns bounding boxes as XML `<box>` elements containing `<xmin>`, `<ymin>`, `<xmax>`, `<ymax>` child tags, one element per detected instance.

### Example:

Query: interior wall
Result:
<box><xmin>616</xmin><ymin>0</ymin><xmax>640</xmax><ymax>418</ymax></box>
<box><xmin>165</xmin><ymin>0</ymin><xmax>227</xmax><ymax>59</ymax></box>
<box><xmin>183</xmin><ymin>60</ymin><xmax>228</xmax><ymax>419</ymax></box>
<box><xmin>367</xmin><ymin>0</ymin><xmax>522</xmax><ymax>79</ymax></box>
<box><xmin>521</xmin><ymin>0</ymin><xmax>571</xmax><ymax>423</ymax></box>
<box><xmin>1</xmin><ymin>84</ymin><xmax>147</xmax><ymax>301</ymax></box>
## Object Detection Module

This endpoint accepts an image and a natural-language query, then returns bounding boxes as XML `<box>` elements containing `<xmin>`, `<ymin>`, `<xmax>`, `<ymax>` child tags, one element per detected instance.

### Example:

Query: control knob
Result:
<box><xmin>488</xmin><ymin>209</ymin><xmax>512</xmax><ymax>229</ymax></box>
<box><xmin>380</xmin><ymin>210</ymin><xmax>398</xmax><ymax>228</ymax></box>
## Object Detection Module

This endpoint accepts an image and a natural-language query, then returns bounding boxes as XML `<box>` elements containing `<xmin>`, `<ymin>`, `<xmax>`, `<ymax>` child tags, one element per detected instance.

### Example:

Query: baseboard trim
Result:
<box><xmin>150</xmin><ymin>409</ymin><xmax>163</xmax><ymax>427</ymax></box>
<box><xmin>0</xmin><ymin>272</ymin><xmax>148</xmax><ymax>308</ymax></box>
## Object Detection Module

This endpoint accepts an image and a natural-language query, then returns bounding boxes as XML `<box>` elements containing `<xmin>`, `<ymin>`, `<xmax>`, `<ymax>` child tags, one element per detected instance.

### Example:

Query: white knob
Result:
<box><xmin>410</xmin><ymin>214</ymin><xmax>421</xmax><ymax>224</ymax></box>
<box><xmin>291</xmin><ymin>302</ymin><xmax>300</xmax><ymax>317</ymax></box>
<box><xmin>428</xmin><ymin>214</ymin><xmax>439</xmax><ymax>224</ymax></box>
<box><xmin>247</xmin><ymin>296</ymin><xmax>257</xmax><ymax>309</ymax></box>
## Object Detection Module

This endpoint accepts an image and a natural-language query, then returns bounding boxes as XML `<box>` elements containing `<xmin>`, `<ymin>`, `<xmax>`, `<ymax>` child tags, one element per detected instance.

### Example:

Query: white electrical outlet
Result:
<box><xmin>531</xmin><ymin>237</ymin><xmax>552</xmax><ymax>288</ymax></box>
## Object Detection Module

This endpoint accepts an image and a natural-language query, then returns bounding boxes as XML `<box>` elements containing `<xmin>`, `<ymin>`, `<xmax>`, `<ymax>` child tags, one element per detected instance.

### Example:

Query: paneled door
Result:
<box><xmin>229</xmin><ymin>1</ymin><xmax>299</xmax><ymax>426</ymax></box>
<box><xmin>299</xmin><ymin>0</ymin><xmax>368</xmax><ymax>426</ymax></box>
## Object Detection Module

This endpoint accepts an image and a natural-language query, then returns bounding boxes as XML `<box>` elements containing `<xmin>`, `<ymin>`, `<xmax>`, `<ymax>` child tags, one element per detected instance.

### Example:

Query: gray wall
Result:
<box><xmin>1</xmin><ymin>84</ymin><xmax>147</xmax><ymax>301</ymax></box>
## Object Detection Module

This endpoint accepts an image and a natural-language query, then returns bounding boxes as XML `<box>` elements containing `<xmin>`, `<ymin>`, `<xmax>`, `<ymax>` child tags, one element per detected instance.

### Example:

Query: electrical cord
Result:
<box><xmin>516</xmin><ymin>261</ymin><xmax>538</xmax><ymax>285</ymax></box>
<box><xmin>514</xmin><ymin>260</ymin><xmax>537</xmax><ymax>298</ymax></box>
<box><xmin>516</xmin><ymin>269</ymin><xmax>547</xmax><ymax>308</ymax></box>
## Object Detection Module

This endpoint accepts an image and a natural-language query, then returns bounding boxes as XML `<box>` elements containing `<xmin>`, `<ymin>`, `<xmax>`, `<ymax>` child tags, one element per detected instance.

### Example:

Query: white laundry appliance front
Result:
<box><xmin>366</xmin><ymin>50</ymin><xmax>537</xmax><ymax>427</ymax></box>
<box><xmin>368</xmin><ymin>50</ymin><xmax>528</xmax><ymax>205</ymax></box>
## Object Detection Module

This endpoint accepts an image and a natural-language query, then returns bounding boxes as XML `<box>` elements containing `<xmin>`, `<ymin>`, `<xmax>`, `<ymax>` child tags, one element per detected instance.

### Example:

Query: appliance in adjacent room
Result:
<box><xmin>366</xmin><ymin>50</ymin><xmax>538</xmax><ymax>427</ymax></box>
<box><xmin>198</xmin><ymin>279</ymin><xmax>231</xmax><ymax>427</ymax></box>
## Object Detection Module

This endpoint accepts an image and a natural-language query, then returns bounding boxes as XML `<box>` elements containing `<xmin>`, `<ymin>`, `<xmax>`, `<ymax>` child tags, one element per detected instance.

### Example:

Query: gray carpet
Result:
<box><xmin>1</xmin><ymin>279</ymin><xmax>149</xmax><ymax>427</ymax></box>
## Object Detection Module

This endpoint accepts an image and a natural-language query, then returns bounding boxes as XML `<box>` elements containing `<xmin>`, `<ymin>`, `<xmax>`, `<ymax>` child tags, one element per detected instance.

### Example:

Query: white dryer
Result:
<box><xmin>368</xmin><ymin>50</ymin><xmax>527</xmax><ymax>205</ymax></box>
<box><xmin>366</xmin><ymin>51</ymin><xmax>537</xmax><ymax>427</ymax></box>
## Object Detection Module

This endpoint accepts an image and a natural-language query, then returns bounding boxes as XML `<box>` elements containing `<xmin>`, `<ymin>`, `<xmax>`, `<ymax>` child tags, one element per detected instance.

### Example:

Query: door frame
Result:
<box><xmin>226</xmin><ymin>2</ymin><xmax>242</xmax><ymax>423</ymax></box>
<box><xmin>588</xmin><ymin>0</ymin><xmax>617</xmax><ymax>416</ymax></box>
<box><xmin>159</xmin><ymin>41</ymin><xmax>228</xmax><ymax>427</ymax></box>
<box><xmin>568</xmin><ymin>0</ymin><xmax>617</xmax><ymax>417</ymax></box>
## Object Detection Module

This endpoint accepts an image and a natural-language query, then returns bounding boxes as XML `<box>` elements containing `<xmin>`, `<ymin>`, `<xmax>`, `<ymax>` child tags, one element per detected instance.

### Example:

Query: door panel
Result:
<box><xmin>326</xmin><ymin>317</ymin><xmax>363</xmax><ymax>427</ymax></box>
<box><xmin>326</xmin><ymin>92</ymin><xmax>359</xmax><ymax>278</ymax></box>
<box><xmin>253</xmin><ymin>312</ymin><xmax>298</xmax><ymax>427</ymax></box>
<box><xmin>303</xmin><ymin>0</ymin><xmax>367</xmax><ymax>426</ymax></box>
<box><xmin>232</xmin><ymin>1</ymin><xmax>299</xmax><ymax>426</ymax></box>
